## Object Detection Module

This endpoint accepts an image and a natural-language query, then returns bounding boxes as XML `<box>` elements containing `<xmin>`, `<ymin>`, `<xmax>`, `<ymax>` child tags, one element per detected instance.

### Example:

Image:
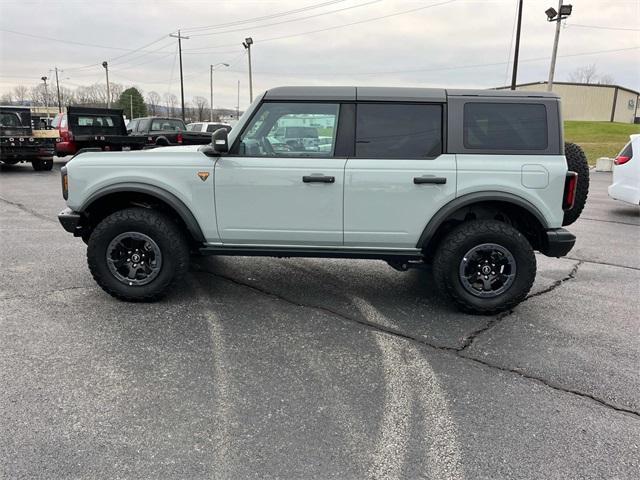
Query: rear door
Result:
<box><xmin>214</xmin><ymin>101</ymin><xmax>345</xmax><ymax>245</ymax></box>
<box><xmin>344</xmin><ymin>102</ymin><xmax>456</xmax><ymax>248</ymax></box>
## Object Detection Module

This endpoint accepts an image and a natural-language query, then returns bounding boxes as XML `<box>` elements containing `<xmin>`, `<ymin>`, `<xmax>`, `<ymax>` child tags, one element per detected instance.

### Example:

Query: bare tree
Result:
<box><xmin>597</xmin><ymin>74</ymin><xmax>615</xmax><ymax>85</ymax></box>
<box><xmin>147</xmin><ymin>91</ymin><xmax>161</xmax><ymax>115</ymax></box>
<box><xmin>568</xmin><ymin>64</ymin><xmax>599</xmax><ymax>83</ymax></box>
<box><xmin>1</xmin><ymin>92</ymin><xmax>13</xmax><ymax>105</ymax></box>
<box><xmin>13</xmin><ymin>85</ymin><xmax>28</xmax><ymax>105</ymax></box>
<box><xmin>193</xmin><ymin>96</ymin><xmax>209</xmax><ymax>122</ymax></box>
<box><xmin>164</xmin><ymin>92</ymin><xmax>178</xmax><ymax>117</ymax></box>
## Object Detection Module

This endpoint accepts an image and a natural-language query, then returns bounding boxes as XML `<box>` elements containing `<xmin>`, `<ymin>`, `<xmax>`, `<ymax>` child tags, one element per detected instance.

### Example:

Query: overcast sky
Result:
<box><xmin>0</xmin><ymin>0</ymin><xmax>638</xmax><ymax>111</ymax></box>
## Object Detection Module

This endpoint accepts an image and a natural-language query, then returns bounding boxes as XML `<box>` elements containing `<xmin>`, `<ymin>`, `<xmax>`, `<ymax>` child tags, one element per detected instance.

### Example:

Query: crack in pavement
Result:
<box><xmin>0</xmin><ymin>285</ymin><xmax>92</xmax><ymax>302</ymax></box>
<box><xmin>191</xmin><ymin>262</ymin><xmax>640</xmax><ymax>419</ymax></box>
<box><xmin>565</xmin><ymin>257</ymin><xmax>640</xmax><ymax>272</ymax></box>
<box><xmin>458</xmin><ymin>261</ymin><xmax>582</xmax><ymax>351</ymax></box>
<box><xmin>0</xmin><ymin>195</ymin><xmax>57</xmax><ymax>224</ymax></box>
<box><xmin>579</xmin><ymin>217</ymin><xmax>639</xmax><ymax>227</ymax></box>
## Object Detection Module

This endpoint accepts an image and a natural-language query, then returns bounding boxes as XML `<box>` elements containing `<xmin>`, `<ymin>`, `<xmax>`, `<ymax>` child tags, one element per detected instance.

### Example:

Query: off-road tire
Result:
<box><xmin>87</xmin><ymin>207</ymin><xmax>189</xmax><ymax>302</ymax></box>
<box><xmin>32</xmin><ymin>159</ymin><xmax>53</xmax><ymax>171</ymax></box>
<box><xmin>432</xmin><ymin>220</ymin><xmax>536</xmax><ymax>315</ymax></box>
<box><xmin>563</xmin><ymin>142</ymin><xmax>589</xmax><ymax>226</ymax></box>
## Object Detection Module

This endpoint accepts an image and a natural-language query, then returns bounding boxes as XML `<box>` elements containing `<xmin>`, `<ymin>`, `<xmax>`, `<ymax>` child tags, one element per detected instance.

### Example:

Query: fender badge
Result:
<box><xmin>197</xmin><ymin>172</ymin><xmax>210</xmax><ymax>182</ymax></box>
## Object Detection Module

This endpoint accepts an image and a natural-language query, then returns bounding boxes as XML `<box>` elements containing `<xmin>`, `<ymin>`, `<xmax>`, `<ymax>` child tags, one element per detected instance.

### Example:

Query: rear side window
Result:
<box><xmin>151</xmin><ymin>119</ymin><xmax>184</xmax><ymax>131</ymax></box>
<box><xmin>463</xmin><ymin>103</ymin><xmax>547</xmax><ymax>150</ymax></box>
<box><xmin>76</xmin><ymin>115</ymin><xmax>116</xmax><ymax>127</ymax></box>
<box><xmin>356</xmin><ymin>103</ymin><xmax>442</xmax><ymax>159</ymax></box>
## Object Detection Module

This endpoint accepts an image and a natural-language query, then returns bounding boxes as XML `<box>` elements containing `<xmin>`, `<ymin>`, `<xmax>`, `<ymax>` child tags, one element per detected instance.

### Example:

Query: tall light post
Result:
<box><xmin>52</xmin><ymin>67</ymin><xmax>62</xmax><ymax>113</ymax></box>
<box><xmin>41</xmin><ymin>76</ymin><xmax>50</xmax><ymax>121</ymax></box>
<box><xmin>170</xmin><ymin>30</ymin><xmax>190</xmax><ymax>121</ymax></box>
<box><xmin>102</xmin><ymin>61</ymin><xmax>110</xmax><ymax>107</ymax></box>
<box><xmin>210</xmin><ymin>62</ymin><xmax>229</xmax><ymax>121</ymax></box>
<box><xmin>546</xmin><ymin>2</ymin><xmax>573</xmax><ymax>91</ymax></box>
<box><xmin>510</xmin><ymin>0</ymin><xmax>524</xmax><ymax>90</ymax></box>
<box><xmin>242</xmin><ymin>37</ymin><xmax>253</xmax><ymax>102</ymax></box>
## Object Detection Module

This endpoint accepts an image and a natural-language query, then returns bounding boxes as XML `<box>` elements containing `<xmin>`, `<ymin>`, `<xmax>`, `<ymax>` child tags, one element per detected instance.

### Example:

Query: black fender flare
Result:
<box><xmin>416</xmin><ymin>191</ymin><xmax>549</xmax><ymax>249</ymax></box>
<box><xmin>80</xmin><ymin>182</ymin><xmax>206</xmax><ymax>242</ymax></box>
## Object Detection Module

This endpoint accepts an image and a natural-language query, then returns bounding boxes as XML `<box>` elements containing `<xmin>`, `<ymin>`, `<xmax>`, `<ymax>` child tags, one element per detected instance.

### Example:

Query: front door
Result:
<box><xmin>214</xmin><ymin>102</ymin><xmax>345</xmax><ymax>246</ymax></box>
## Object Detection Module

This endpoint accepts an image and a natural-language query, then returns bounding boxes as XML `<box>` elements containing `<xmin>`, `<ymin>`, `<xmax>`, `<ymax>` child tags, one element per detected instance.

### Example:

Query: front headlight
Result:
<box><xmin>61</xmin><ymin>166</ymin><xmax>68</xmax><ymax>200</ymax></box>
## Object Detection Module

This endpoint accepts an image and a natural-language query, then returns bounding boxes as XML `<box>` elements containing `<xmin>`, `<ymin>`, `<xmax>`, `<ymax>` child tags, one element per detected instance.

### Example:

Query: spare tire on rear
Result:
<box><xmin>563</xmin><ymin>142</ymin><xmax>589</xmax><ymax>226</ymax></box>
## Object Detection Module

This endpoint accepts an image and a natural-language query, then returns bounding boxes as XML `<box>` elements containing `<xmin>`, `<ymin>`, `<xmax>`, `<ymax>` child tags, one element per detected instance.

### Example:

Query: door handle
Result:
<box><xmin>414</xmin><ymin>175</ymin><xmax>447</xmax><ymax>185</ymax></box>
<box><xmin>303</xmin><ymin>175</ymin><xmax>335</xmax><ymax>183</ymax></box>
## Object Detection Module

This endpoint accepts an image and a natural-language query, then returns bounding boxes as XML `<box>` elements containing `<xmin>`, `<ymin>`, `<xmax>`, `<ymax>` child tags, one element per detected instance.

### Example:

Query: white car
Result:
<box><xmin>186</xmin><ymin>122</ymin><xmax>232</xmax><ymax>134</ymax></box>
<box><xmin>608</xmin><ymin>134</ymin><xmax>639</xmax><ymax>206</ymax></box>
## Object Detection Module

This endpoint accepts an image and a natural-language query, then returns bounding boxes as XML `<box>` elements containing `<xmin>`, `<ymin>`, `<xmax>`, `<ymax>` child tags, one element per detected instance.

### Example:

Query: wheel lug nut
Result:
<box><xmin>127</xmin><ymin>258</ymin><xmax>130</xmax><ymax>262</ymax></box>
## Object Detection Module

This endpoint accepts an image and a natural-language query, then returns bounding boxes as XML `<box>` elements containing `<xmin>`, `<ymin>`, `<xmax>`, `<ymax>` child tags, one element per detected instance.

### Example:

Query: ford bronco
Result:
<box><xmin>58</xmin><ymin>86</ymin><xmax>588</xmax><ymax>314</ymax></box>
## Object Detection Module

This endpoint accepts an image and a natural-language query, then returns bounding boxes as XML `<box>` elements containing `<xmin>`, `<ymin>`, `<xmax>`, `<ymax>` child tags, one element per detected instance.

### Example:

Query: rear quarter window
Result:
<box><xmin>463</xmin><ymin>103</ymin><xmax>548</xmax><ymax>150</ymax></box>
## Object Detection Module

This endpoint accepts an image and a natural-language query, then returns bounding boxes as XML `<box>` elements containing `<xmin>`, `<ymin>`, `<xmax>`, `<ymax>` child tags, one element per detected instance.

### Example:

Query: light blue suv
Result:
<box><xmin>58</xmin><ymin>86</ymin><xmax>587</xmax><ymax>314</ymax></box>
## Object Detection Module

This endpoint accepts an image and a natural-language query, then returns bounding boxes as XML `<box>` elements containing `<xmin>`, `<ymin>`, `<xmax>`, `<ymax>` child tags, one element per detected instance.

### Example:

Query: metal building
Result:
<box><xmin>495</xmin><ymin>82</ymin><xmax>639</xmax><ymax>123</ymax></box>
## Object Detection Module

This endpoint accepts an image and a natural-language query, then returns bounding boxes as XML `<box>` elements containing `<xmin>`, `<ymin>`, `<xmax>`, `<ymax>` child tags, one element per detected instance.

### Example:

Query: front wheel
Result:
<box><xmin>432</xmin><ymin>220</ymin><xmax>536</xmax><ymax>315</ymax></box>
<box><xmin>87</xmin><ymin>208</ymin><xmax>189</xmax><ymax>301</ymax></box>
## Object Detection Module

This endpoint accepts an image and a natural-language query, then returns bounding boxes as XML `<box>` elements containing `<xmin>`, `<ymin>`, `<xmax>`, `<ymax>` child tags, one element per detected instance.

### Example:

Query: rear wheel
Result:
<box><xmin>32</xmin><ymin>159</ymin><xmax>53</xmax><ymax>171</ymax></box>
<box><xmin>563</xmin><ymin>142</ymin><xmax>589</xmax><ymax>226</ymax></box>
<box><xmin>432</xmin><ymin>220</ymin><xmax>536</xmax><ymax>314</ymax></box>
<box><xmin>87</xmin><ymin>207</ymin><xmax>189</xmax><ymax>301</ymax></box>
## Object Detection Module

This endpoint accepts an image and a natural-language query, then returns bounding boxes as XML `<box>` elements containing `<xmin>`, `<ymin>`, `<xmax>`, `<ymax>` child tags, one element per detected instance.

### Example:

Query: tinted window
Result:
<box><xmin>355</xmin><ymin>103</ymin><xmax>442</xmax><ymax>159</ymax></box>
<box><xmin>76</xmin><ymin>115</ymin><xmax>115</xmax><ymax>127</ymax></box>
<box><xmin>463</xmin><ymin>103</ymin><xmax>548</xmax><ymax>150</ymax></box>
<box><xmin>206</xmin><ymin>123</ymin><xmax>228</xmax><ymax>133</ymax></box>
<box><xmin>238</xmin><ymin>102</ymin><xmax>339</xmax><ymax>157</ymax></box>
<box><xmin>0</xmin><ymin>112</ymin><xmax>22</xmax><ymax>127</ymax></box>
<box><xmin>150</xmin><ymin>119</ymin><xmax>185</xmax><ymax>131</ymax></box>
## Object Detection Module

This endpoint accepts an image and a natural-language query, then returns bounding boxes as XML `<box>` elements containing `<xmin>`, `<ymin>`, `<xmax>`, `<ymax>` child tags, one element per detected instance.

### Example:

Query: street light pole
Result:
<box><xmin>102</xmin><ymin>61</ymin><xmax>110</xmax><ymax>107</ymax></box>
<box><xmin>54</xmin><ymin>67</ymin><xmax>62</xmax><ymax>113</ymax></box>
<box><xmin>170</xmin><ymin>30</ymin><xmax>190</xmax><ymax>121</ymax></box>
<box><xmin>510</xmin><ymin>0</ymin><xmax>524</xmax><ymax>90</ymax></box>
<box><xmin>41</xmin><ymin>76</ymin><xmax>50</xmax><ymax>121</ymax></box>
<box><xmin>546</xmin><ymin>1</ymin><xmax>573</xmax><ymax>91</ymax></box>
<box><xmin>210</xmin><ymin>62</ymin><xmax>229</xmax><ymax>122</ymax></box>
<box><xmin>242</xmin><ymin>37</ymin><xmax>254</xmax><ymax>102</ymax></box>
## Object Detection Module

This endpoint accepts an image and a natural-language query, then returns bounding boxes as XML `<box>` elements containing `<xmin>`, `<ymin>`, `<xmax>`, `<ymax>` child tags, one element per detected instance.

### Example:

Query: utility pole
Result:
<box><xmin>41</xmin><ymin>76</ymin><xmax>50</xmax><ymax>121</ymax></box>
<box><xmin>510</xmin><ymin>0</ymin><xmax>524</xmax><ymax>90</ymax></box>
<box><xmin>242</xmin><ymin>37</ymin><xmax>254</xmax><ymax>102</ymax></box>
<box><xmin>53</xmin><ymin>67</ymin><xmax>62</xmax><ymax>113</ymax></box>
<box><xmin>130</xmin><ymin>94</ymin><xmax>133</xmax><ymax>120</ymax></box>
<box><xmin>102</xmin><ymin>61</ymin><xmax>110</xmax><ymax>107</ymax></box>
<box><xmin>210</xmin><ymin>63</ymin><xmax>229</xmax><ymax>122</ymax></box>
<box><xmin>170</xmin><ymin>30</ymin><xmax>190</xmax><ymax>121</ymax></box>
<box><xmin>546</xmin><ymin>1</ymin><xmax>573</xmax><ymax>91</ymax></box>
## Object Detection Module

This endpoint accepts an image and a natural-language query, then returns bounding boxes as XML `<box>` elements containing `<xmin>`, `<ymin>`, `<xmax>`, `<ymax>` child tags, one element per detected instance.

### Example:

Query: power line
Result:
<box><xmin>183</xmin><ymin>0</ymin><xmax>457</xmax><ymax>51</ymax></box>
<box><xmin>187</xmin><ymin>0</ymin><xmax>383</xmax><ymax>39</ymax></box>
<box><xmin>569</xmin><ymin>24</ymin><xmax>640</xmax><ymax>32</ymax></box>
<box><xmin>181</xmin><ymin>0</ymin><xmax>348</xmax><ymax>33</ymax></box>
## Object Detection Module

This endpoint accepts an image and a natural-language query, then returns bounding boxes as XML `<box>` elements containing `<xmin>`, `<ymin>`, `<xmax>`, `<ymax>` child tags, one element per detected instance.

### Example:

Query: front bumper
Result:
<box><xmin>540</xmin><ymin>228</ymin><xmax>576</xmax><ymax>258</ymax></box>
<box><xmin>58</xmin><ymin>208</ymin><xmax>83</xmax><ymax>235</ymax></box>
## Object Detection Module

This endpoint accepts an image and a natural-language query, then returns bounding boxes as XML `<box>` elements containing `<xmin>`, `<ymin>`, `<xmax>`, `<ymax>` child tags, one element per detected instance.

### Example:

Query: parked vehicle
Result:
<box><xmin>187</xmin><ymin>121</ymin><xmax>232</xmax><ymax>134</ymax></box>
<box><xmin>58</xmin><ymin>86</ymin><xmax>589</xmax><ymax>314</ymax></box>
<box><xmin>608</xmin><ymin>135</ymin><xmax>639</xmax><ymax>205</ymax></box>
<box><xmin>127</xmin><ymin>117</ymin><xmax>211</xmax><ymax>146</ymax></box>
<box><xmin>52</xmin><ymin>106</ymin><xmax>146</xmax><ymax>157</ymax></box>
<box><xmin>1</xmin><ymin>106</ymin><xmax>58</xmax><ymax>171</ymax></box>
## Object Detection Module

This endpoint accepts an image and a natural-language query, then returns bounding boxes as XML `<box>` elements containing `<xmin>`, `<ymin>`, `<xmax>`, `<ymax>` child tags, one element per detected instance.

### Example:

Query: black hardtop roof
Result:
<box><xmin>263</xmin><ymin>86</ymin><xmax>559</xmax><ymax>102</ymax></box>
<box><xmin>134</xmin><ymin>116</ymin><xmax>185</xmax><ymax>121</ymax></box>
<box><xmin>67</xmin><ymin>106</ymin><xmax>125</xmax><ymax>116</ymax></box>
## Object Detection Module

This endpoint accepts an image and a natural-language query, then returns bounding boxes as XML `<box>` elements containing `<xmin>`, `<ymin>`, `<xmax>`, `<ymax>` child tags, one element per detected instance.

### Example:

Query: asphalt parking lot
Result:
<box><xmin>1</xmin><ymin>158</ymin><xmax>639</xmax><ymax>479</ymax></box>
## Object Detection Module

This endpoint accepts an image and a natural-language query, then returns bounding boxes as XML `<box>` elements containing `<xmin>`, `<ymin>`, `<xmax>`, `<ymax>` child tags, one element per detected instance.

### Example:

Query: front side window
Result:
<box><xmin>355</xmin><ymin>103</ymin><xmax>442</xmax><ymax>159</ymax></box>
<box><xmin>463</xmin><ymin>103</ymin><xmax>548</xmax><ymax>150</ymax></box>
<box><xmin>237</xmin><ymin>102</ymin><xmax>339</xmax><ymax>157</ymax></box>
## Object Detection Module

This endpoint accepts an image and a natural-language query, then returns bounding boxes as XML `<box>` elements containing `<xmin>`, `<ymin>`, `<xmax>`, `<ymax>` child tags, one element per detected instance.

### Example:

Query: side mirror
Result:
<box><xmin>212</xmin><ymin>128</ymin><xmax>229</xmax><ymax>153</ymax></box>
